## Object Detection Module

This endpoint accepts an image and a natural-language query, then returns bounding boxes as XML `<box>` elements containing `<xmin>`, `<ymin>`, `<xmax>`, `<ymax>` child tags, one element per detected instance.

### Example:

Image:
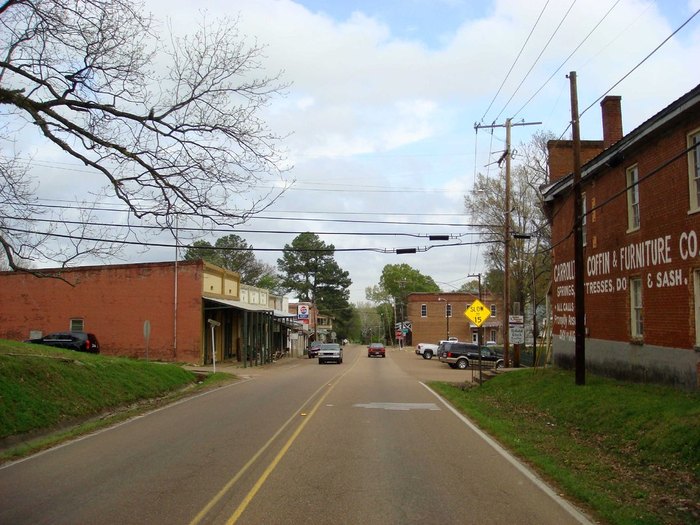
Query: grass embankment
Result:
<box><xmin>431</xmin><ymin>370</ymin><xmax>700</xmax><ymax>525</ymax></box>
<box><xmin>0</xmin><ymin>339</ymin><xmax>233</xmax><ymax>461</ymax></box>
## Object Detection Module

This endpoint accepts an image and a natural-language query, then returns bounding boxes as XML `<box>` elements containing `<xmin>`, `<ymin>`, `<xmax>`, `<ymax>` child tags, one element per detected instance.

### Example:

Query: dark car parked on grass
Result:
<box><xmin>25</xmin><ymin>331</ymin><xmax>100</xmax><ymax>354</ymax></box>
<box><xmin>367</xmin><ymin>342</ymin><xmax>386</xmax><ymax>358</ymax></box>
<box><xmin>438</xmin><ymin>341</ymin><xmax>503</xmax><ymax>370</ymax></box>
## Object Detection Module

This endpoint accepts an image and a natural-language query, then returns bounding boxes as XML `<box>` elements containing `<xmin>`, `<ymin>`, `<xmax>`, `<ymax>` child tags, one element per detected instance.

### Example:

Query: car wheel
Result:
<box><xmin>339</xmin><ymin>359</ymin><xmax>343</xmax><ymax>364</ymax></box>
<box><xmin>496</xmin><ymin>360</ymin><xmax>503</xmax><ymax>369</ymax></box>
<box><xmin>456</xmin><ymin>359</ymin><xmax>469</xmax><ymax>370</ymax></box>
<box><xmin>424</xmin><ymin>350</ymin><xmax>433</xmax><ymax>359</ymax></box>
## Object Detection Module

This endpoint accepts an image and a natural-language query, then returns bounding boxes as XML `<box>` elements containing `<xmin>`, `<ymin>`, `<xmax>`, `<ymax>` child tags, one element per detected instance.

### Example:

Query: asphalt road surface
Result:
<box><xmin>0</xmin><ymin>345</ymin><xmax>593</xmax><ymax>525</ymax></box>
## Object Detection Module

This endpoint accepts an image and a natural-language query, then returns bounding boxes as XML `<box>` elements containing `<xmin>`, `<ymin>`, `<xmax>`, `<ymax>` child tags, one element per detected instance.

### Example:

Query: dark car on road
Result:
<box><xmin>367</xmin><ymin>342</ymin><xmax>386</xmax><ymax>358</ymax></box>
<box><xmin>308</xmin><ymin>341</ymin><xmax>322</xmax><ymax>358</ymax></box>
<box><xmin>438</xmin><ymin>341</ymin><xmax>503</xmax><ymax>369</ymax></box>
<box><xmin>25</xmin><ymin>331</ymin><xmax>100</xmax><ymax>354</ymax></box>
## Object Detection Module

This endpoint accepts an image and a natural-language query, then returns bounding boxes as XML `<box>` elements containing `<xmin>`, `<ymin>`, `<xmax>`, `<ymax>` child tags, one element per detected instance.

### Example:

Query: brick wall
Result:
<box><xmin>547</xmin><ymin>140</ymin><xmax>605</xmax><ymax>183</ymax></box>
<box><xmin>0</xmin><ymin>261</ymin><xmax>205</xmax><ymax>363</ymax></box>
<box><xmin>408</xmin><ymin>292</ymin><xmax>503</xmax><ymax>345</ymax></box>
<box><xmin>546</xmin><ymin>92</ymin><xmax>700</xmax><ymax>388</ymax></box>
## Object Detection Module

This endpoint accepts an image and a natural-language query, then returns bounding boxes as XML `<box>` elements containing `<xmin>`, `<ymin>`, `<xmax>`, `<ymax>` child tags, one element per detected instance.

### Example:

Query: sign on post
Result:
<box><xmin>509</xmin><ymin>315</ymin><xmax>524</xmax><ymax>344</ymax></box>
<box><xmin>464</xmin><ymin>299</ymin><xmax>491</xmax><ymax>327</ymax></box>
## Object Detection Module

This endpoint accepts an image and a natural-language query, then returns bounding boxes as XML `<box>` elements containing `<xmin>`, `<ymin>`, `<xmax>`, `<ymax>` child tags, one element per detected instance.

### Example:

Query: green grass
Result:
<box><xmin>0</xmin><ymin>339</ymin><xmax>234</xmax><ymax>460</ymax></box>
<box><xmin>430</xmin><ymin>369</ymin><xmax>700</xmax><ymax>525</ymax></box>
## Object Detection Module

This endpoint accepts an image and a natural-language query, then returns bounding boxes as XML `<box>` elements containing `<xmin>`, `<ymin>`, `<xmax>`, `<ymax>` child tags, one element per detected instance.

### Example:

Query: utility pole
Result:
<box><xmin>569</xmin><ymin>71</ymin><xmax>586</xmax><ymax>385</ymax></box>
<box><xmin>475</xmin><ymin>118</ymin><xmax>541</xmax><ymax>368</ymax></box>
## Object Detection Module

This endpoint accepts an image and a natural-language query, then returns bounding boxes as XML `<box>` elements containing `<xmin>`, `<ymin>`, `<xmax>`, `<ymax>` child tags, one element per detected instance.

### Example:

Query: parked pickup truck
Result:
<box><xmin>438</xmin><ymin>341</ymin><xmax>504</xmax><ymax>370</ymax></box>
<box><xmin>318</xmin><ymin>343</ymin><xmax>343</xmax><ymax>364</ymax></box>
<box><xmin>415</xmin><ymin>343</ymin><xmax>439</xmax><ymax>359</ymax></box>
<box><xmin>415</xmin><ymin>337</ymin><xmax>458</xmax><ymax>359</ymax></box>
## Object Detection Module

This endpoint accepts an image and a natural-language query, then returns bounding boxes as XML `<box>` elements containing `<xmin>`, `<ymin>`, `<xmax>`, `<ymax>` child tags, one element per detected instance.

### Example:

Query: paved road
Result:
<box><xmin>0</xmin><ymin>345</ymin><xmax>592</xmax><ymax>524</ymax></box>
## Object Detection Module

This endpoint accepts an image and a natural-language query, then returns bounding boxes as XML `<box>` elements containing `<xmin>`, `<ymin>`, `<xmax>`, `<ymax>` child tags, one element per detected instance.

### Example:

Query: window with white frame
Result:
<box><xmin>626</xmin><ymin>165</ymin><xmax>640</xmax><ymax>231</ymax></box>
<box><xmin>70</xmin><ymin>318</ymin><xmax>84</xmax><ymax>332</ymax></box>
<box><xmin>630</xmin><ymin>278</ymin><xmax>643</xmax><ymax>338</ymax></box>
<box><xmin>421</xmin><ymin>304</ymin><xmax>427</xmax><ymax>317</ymax></box>
<box><xmin>490</xmin><ymin>304</ymin><xmax>496</xmax><ymax>316</ymax></box>
<box><xmin>689</xmin><ymin>130</ymin><xmax>700</xmax><ymax>212</ymax></box>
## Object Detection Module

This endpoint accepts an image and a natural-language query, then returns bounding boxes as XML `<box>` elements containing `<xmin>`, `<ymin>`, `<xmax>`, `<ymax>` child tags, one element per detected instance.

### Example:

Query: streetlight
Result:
<box><xmin>437</xmin><ymin>298</ymin><xmax>450</xmax><ymax>340</ymax></box>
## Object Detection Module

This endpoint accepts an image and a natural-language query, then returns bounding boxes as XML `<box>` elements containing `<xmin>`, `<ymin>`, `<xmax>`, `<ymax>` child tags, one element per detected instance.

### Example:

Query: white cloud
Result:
<box><xmin>16</xmin><ymin>0</ymin><xmax>700</xmax><ymax>303</ymax></box>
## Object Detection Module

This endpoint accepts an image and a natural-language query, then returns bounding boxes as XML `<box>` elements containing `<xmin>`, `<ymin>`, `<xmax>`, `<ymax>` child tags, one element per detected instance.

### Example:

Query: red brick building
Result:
<box><xmin>0</xmin><ymin>260</ymin><xmax>295</xmax><ymax>366</ymax></box>
<box><xmin>407</xmin><ymin>292</ymin><xmax>504</xmax><ymax>345</ymax></box>
<box><xmin>542</xmin><ymin>84</ymin><xmax>700</xmax><ymax>389</ymax></box>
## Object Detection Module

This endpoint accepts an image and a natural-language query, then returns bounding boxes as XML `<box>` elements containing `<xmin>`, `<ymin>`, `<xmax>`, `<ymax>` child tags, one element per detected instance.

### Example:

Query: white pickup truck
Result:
<box><xmin>415</xmin><ymin>337</ymin><xmax>458</xmax><ymax>359</ymax></box>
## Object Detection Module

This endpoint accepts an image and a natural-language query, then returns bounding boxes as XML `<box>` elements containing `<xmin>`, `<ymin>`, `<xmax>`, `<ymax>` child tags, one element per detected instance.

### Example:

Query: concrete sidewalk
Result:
<box><xmin>183</xmin><ymin>354</ymin><xmax>305</xmax><ymax>375</ymax></box>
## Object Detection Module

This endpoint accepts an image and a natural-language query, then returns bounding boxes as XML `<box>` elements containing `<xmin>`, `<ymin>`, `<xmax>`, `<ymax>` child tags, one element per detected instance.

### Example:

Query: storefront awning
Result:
<box><xmin>205</xmin><ymin>297</ymin><xmax>273</xmax><ymax>313</ymax></box>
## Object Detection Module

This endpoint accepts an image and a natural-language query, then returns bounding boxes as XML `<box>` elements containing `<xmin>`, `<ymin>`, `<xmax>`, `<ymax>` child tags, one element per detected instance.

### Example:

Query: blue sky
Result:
<box><xmin>294</xmin><ymin>0</ymin><xmax>493</xmax><ymax>47</ymax></box>
<box><xmin>18</xmin><ymin>0</ymin><xmax>700</xmax><ymax>302</ymax></box>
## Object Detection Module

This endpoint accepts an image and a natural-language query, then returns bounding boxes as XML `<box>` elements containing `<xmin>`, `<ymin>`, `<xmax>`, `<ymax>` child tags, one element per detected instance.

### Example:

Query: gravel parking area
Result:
<box><xmin>388</xmin><ymin>345</ymin><xmax>491</xmax><ymax>384</ymax></box>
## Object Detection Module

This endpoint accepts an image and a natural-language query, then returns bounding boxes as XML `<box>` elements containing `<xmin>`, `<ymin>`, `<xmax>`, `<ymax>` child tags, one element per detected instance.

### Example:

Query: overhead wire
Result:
<box><xmin>511</xmin><ymin>0</ymin><xmax>622</xmax><ymax>120</ymax></box>
<box><xmin>6</xmin><ymin>200</ymin><xmax>485</xmax><ymax>227</ymax></box>
<box><xmin>578</xmin><ymin>6</ymin><xmax>700</xmax><ymax>120</ymax></box>
<box><xmin>545</xmin><ymin>140</ymin><xmax>699</xmax><ymax>254</ymax></box>
<box><xmin>0</xmin><ymin>214</ymin><xmax>492</xmax><ymax>238</ymax></box>
<box><xmin>555</xmin><ymin>6</ymin><xmax>700</xmax><ymax>141</ymax></box>
<box><xmin>493</xmin><ymin>0</ymin><xmax>578</xmax><ymax>122</ymax></box>
<box><xmin>479</xmin><ymin>0</ymin><xmax>551</xmax><ymax>124</ymax></box>
<box><xmin>2</xmin><ymin>225</ymin><xmax>499</xmax><ymax>254</ymax></box>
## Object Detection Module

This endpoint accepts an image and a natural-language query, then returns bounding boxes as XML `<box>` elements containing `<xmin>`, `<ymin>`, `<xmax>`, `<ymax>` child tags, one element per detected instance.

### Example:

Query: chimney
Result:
<box><xmin>601</xmin><ymin>95</ymin><xmax>623</xmax><ymax>149</ymax></box>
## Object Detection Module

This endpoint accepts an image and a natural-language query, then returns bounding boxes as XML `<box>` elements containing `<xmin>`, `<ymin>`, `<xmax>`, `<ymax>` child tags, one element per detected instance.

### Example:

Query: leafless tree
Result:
<box><xmin>0</xmin><ymin>0</ymin><xmax>289</xmax><ymax>270</ymax></box>
<box><xmin>465</xmin><ymin>130</ymin><xmax>554</xmax><ymax>338</ymax></box>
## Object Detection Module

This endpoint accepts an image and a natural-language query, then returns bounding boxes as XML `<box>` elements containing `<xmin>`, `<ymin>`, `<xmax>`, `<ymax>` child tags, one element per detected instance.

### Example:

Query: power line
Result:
<box><xmin>20</xmin><ymin>197</ymin><xmax>475</xmax><ymax>218</ymax></box>
<box><xmin>579</xmin><ymin>6</ymin><xmax>700</xmax><ymax>119</ymax></box>
<box><xmin>511</xmin><ymin>0</ymin><xmax>622</xmax><ymax>120</ymax></box>
<box><xmin>547</xmin><ymin>140</ymin><xmax>700</xmax><ymax>253</ymax></box>
<box><xmin>7</xmin><ymin>201</ymin><xmax>485</xmax><ymax>227</ymax></box>
<box><xmin>493</xmin><ymin>0</ymin><xmax>578</xmax><ymax>122</ymax></box>
<box><xmin>0</xmin><ymin>215</ymin><xmax>494</xmax><ymax>238</ymax></box>
<box><xmin>2</xmin><ymin>226</ymin><xmax>499</xmax><ymax>254</ymax></box>
<box><xmin>556</xmin><ymin>7</ymin><xmax>700</xmax><ymax>140</ymax></box>
<box><xmin>480</xmin><ymin>0</ymin><xmax>551</xmax><ymax>123</ymax></box>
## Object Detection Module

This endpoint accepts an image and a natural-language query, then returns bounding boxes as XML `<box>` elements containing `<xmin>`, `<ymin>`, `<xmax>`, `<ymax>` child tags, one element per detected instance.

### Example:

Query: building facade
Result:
<box><xmin>0</xmin><ymin>260</ymin><xmax>297</xmax><ymax>366</ymax></box>
<box><xmin>407</xmin><ymin>292</ymin><xmax>504</xmax><ymax>346</ymax></box>
<box><xmin>286</xmin><ymin>302</ymin><xmax>335</xmax><ymax>354</ymax></box>
<box><xmin>542</xmin><ymin>85</ymin><xmax>700</xmax><ymax>389</ymax></box>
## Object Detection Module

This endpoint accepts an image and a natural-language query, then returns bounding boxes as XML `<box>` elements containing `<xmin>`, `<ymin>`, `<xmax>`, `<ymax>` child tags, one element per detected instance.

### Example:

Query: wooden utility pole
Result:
<box><xmin>569</xmin><ymin>71</ymin><xmax>586</xmax><ymax>385</ymax></box>
<box><xmin>475</xmin><ymin>118</ymin><xmax>541</xmax><ymax>368</ymax></box>
<box><xmin>504</xmin><ymin>118</ymin><xmax>511</xmax><ymax>367</ymax></box>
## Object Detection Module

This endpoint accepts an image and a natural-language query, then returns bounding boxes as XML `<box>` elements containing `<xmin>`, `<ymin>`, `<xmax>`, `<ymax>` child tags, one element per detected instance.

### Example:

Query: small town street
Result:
<box><xmin>0</xmin><ymin>345</ymin><xmax>592</xmax><ymax>525</ymax></box>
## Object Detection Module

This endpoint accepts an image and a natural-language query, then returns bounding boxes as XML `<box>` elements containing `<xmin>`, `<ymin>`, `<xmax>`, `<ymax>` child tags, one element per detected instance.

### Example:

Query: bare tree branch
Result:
<box><xmin>0</xmin><ymin>0</ymin><xmax>290</xmax><ymax>269</ymax></box>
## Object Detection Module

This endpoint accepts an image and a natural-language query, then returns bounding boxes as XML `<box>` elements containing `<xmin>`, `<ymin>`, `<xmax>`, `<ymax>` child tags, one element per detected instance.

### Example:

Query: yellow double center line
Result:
<box><xmin>189</xmin><ymin>352</ymin><xmax>359</xmax><ymax>525</ymax></box>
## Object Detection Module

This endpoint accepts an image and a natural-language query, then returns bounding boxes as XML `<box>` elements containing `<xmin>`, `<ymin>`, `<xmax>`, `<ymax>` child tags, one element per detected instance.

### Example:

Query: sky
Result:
<box><xmin>19</xmin><ymin>0</ymin><xmax>700</xmax><ymax>303</ymax></box>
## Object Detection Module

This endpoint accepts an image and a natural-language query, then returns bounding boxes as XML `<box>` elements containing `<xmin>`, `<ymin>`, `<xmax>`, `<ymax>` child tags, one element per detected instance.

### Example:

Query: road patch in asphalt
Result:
<box><xmin>352</xmin><ymin>402</ymin><xmax>440</xmax><ymax>411</ymax></box>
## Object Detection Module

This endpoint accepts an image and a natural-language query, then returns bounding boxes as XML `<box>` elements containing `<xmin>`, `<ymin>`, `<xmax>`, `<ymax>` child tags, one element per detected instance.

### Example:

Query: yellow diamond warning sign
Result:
<box><xmin>464</xmin><ymin>299</ymin><xmax>491</xmax><ymax>327</ymax></box>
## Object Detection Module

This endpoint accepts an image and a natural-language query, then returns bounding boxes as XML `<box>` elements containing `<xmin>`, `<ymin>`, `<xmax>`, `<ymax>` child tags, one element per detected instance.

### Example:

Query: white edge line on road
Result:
<box><xmin>420</xmin><ymin>381</ymin><xmax>595</xmax><ymax>525</ymax></box>
<box><xmin>1</xmin><ymin>377</ymin><xmax>254</xmax><ymax>471</ymax></box>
